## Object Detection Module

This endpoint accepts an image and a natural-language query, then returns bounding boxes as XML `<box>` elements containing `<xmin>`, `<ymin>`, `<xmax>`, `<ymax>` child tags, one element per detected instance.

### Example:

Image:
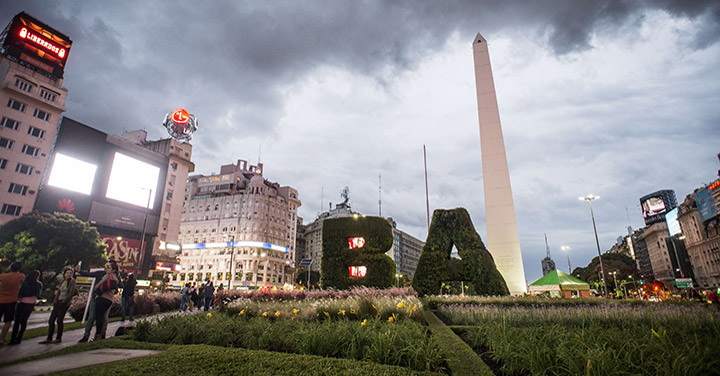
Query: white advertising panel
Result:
<box><xmin>105</xmin><ymin>152</ymin><xmax>159</xmax><ymax>209</ymax></box>
<box><xmin>47</xmin><ymin>153</ymin><xmax>97</xmax><ymax>195</ymax></box>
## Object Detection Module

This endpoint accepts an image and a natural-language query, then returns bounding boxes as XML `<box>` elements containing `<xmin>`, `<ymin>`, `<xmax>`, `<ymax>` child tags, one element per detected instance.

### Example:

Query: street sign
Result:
<box><xmin>674</xmin><ymin>278</ymin><xmax>693</xmax><ymax>288</ymax></box>
<box><xmin>299</xmin><ymin>259</ymin><xmax>313</xmax><ymax>267</ymax></box>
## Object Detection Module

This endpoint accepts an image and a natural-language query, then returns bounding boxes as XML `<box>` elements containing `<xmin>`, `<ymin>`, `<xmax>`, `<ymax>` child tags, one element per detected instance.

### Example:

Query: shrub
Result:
<box><xmin>153</xmin><ymin>292</ymin><xmax>181</xmax><ymax>312</ymax></box>
<box><xmin>68</xmin><ymin>293</ymin><xmax>167</xmax><ymax>321</ymax></box>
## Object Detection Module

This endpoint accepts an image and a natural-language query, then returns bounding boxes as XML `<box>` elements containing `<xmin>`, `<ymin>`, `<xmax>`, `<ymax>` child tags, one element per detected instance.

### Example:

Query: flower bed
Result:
<box><xmin>435</xmin><ymin>300</ymin><xmax>720</xmax><ymax>375</ymax></box>
<box><xmin>68</xmin><ymin>292</ymin><xmax>181</xmax><ymax>321</ymax></box>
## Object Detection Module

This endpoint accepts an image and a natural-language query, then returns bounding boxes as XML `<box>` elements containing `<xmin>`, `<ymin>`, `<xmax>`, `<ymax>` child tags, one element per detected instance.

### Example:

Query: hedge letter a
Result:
<box><xmin>412</xmin><ymin>208</ymin><xmax>509</xmax><ymax>296</ymax></box>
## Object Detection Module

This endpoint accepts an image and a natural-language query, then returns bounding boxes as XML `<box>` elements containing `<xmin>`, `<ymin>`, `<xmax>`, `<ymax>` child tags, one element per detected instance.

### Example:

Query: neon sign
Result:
<box><xmin>163</xmin><ymin>108</ymin><xmax>198</xmax><ymax>142</ymax></box>
<box><xmin>349</xmin><ymin>266</ymin><xmax>367</xmax><ymax>278</ymax></box>
<box><xmin>709</xmin><ymin>180</ymin><xmax>720</xmax><ymax>191</ymax></box>
<box><xmin>348</xmin><ymin>237</ymin><xmax>365</xmax><ymax>249</ymax></box>
<box><xmin>19</xmin><ymin>27</ymin><xmax>66</xmax><ymax>59</ymax></box>
<box><xmin>171</xmin><ymin>108</ymin><xmax>190</xmax><ymax>124</ymax></box>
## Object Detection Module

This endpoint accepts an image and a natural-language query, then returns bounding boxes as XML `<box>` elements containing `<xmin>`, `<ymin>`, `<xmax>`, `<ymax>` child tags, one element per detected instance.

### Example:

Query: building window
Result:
<box><xmin>21</xmin><ymin>145</ymin><xmax>39</xmax><ymax>157</ymax></box>
<box><xmin>0</xmin><ymin>137</ymin><xmax>14</xmax><ymax>150</ymax></box>
<box><xmin>7</xmin><ymin>99</ymin><xmax>26</xmax><ymax>112</ymax></box>
<box><xmin>1</xmin><ymin>117</ymin><xmax>20</xmax><ymax>130</ymax></box>
<box><xmin>14</xmin><ymin>78</ymin><xmax>33</xmax><ymax>93</ymax></box>
<box><xmin>32</xmin><ymin>109</ymin><xmax>50</xmax><ymax>122</ymax></box>
<box><xmin>1</xmin><ymin>204</ymin><xmax>22</xmax><ymax>216</ymax></box>
<box><xmin>39</xmin><ymin>88</ymin><xmax>58</xmax><ymax>102</ymax></box>
<box><xmin>15</xmin><ymin>163</ymin><xmax>33</xmax><ymax>175</ymax></box>
<box><xmin>8</xmin><ymin>183</ymin><xmax>28</xmax><ymax>195</ymax></box>
<box><xmin>27</xmin><ymin>126</ymin><xmax>45</xmax><ymax>139</ymax></box>
<box><xmin>0</xmin><ymin>159</ymin><xmax>7</xmax><ymax>169</ymax></box>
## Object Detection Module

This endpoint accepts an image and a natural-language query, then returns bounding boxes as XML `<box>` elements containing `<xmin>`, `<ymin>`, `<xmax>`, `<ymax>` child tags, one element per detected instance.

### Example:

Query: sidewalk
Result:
<box><xmin>0</xmin><ymin>310</ymin><xmax>188</xmax><ymax>365</ymax></box>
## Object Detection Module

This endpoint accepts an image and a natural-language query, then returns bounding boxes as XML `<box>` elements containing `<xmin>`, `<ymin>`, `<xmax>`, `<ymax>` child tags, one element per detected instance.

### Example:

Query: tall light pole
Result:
<box><xmin>136</xmin><ymin>188</ymin><xmax>152</xmax><ymax>276</ymax></box>
<box><xmin>580</xmin><ymin>194</ymin><xmax>608</xmax><ymax>297</ymax></box>
<box><xmin>561</xmin><ymin>246</ymin><xmax>571</xmax><ymax>274</ymax></box>
<box><xmin>227</xmin><ymin>235</ymin><xmax>235</xmax><ymax>290</ymax></box>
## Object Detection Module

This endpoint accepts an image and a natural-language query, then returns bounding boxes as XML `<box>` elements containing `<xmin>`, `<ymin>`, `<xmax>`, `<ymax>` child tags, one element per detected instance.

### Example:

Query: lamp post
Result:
<box><xmin>135</xmin><ymin>188</ymin><xmax>152</xmax><ymax>277</ymax></box>
<box><xmin>227</xmin><ymin>235</ymin><xmax>235</xmax><ymax>290</ymax></box>
<box><xmin>561</xmin><ymin>246</ymin><xmax>571</xmax><ymax>273</ymax></box>
<box><xmin>610</xmin><ymin>271</ymin><xmax>618</xmax><ymax>292</ymax></box>
<box><xmin>580</xmin><ymin>194</ymin><xmax>608</xmax><ymax>297</ymax></box>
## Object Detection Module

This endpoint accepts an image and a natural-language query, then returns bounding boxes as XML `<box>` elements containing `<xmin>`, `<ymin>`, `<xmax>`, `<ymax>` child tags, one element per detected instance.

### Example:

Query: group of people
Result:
<box><xmin>0</xmin><ymin>259</ymin><xmax>138</xmax><ymax>346</ymax></box>
<box><xmin>180</xmin><ymin>280</ymin><xmax>223</xmax><ymax>312</ymax></box>
<box><xmin>0</xmin><ymin>262</ymin><xmax>45</xmax><ymax>346</ymax></box>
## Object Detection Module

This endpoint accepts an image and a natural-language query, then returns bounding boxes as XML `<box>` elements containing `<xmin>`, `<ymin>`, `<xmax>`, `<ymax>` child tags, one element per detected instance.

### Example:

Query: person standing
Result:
<box><xmin>121</xmin><ymin>273</ymin><xmax>136</xmax><ymax>322</ymax></box>
<box><xmin>203</xmin><ymin>281</ymin><xmax>215</xmax><ymax>311</ymax></box>
<box><xmin>0</xmin><ymin>262</ymin><xmax>24</xmax><ymax>346</ymax></box>
<box><xmin>9</xmin><ymin>270</ymin><xmax>43</xmax><ymax>345</ymax></box>
<box><xmin>40</xmin><ymin>267</ymin><xmax>78</xmax><ymax>343</ymax></box>
<box><xmin>93</xmin><ymin>262</ymin><xmax>120</xmax><ymax>340</ymax></box>
<box><xmin>190</xmin><ymin>283</ymin><xmax>199</xmax><ymax>311</ymax></box>
<box><xmin>180</xmin><ymin>282</ymin><xmax>191</xmax><ymax>312</ymax></box>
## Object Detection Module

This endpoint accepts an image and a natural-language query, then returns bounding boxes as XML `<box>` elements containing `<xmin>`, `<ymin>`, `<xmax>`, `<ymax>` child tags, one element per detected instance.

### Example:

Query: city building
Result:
<box><xmin>0</xmin><ymin>12</ymin><xmax>72</xmax><ymax>224</ymax></box>
<box><xmin>34</xmin><ymin>117</ymin><xmax>193</xmax><ymax>276</ymax></box>
<box><xmin>677</xmin><ymin>184</ymin><xmax>720</xmax><ymax>289</ymax></box>
<box><xmin>174</xmin><ymin>159</ymin><xmax>301</xmax><ymax>289</ymax></box>
<box><xmin>472</xmin><ymin>33</ymin><xmax>526</xmax><ymax>294</ymax></box>
<box><xmin>631</xmin><ymin>230</ymin><xmax>654</xmax><ymax>280</ymax></box>
<box><xmin>640</xmin><ymin>189</ymin><xmax>677</xmax><ymax>226</ymax></box>
<box><xmin>300</xmin><ymin>193</ymin><xmax>357</xmax><ymax>274</ymax></box>
<box><xmin>634</xmin><ymin>221</ymin><xmax>674</xmax><ymax>282</ymax></box>
<box><xmin>387</xmin><ymin>218</ymin><xmax>424</xmax><ymax>279</ymax></box>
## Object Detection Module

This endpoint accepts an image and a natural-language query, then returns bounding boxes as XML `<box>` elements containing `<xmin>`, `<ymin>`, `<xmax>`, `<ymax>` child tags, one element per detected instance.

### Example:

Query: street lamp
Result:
<box><xmin>561</xmin><ymin>246</ymin><xmax>571</xmax><ymax>273</ymax></box>
<box><xmin>227</xmin><ymin>235</ymin><xmax>235</xmax><ymax>290</ymax></box>
<box><xmin>610</xmin><ymin>271</ymin><xmax>618</xmax><ymax>292</ymax></box>
<box><xmin>579</xmin><ymin>194</ymin><xmax>609</xmax><ymax>297</ymax></box>
<box><xmin>135</xmin><ymin>188</ymin><xmax>153</xmax><ymax>276</ymax></box>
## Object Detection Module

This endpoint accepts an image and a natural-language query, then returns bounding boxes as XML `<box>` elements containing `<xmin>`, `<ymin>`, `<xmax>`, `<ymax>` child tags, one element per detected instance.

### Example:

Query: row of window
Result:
<box><xmin>1</xmin><ymin>203</ymin><xmax>22</xmax><ymax>216</ymax></box>
<box><xmin>7</xmin><ymin>99</ymin><xmax>52</xmax><ymax>122</ymax></box>
<box><xmin>2</xmin><ymin>117</ymin><xmax>46</xmax><ymax>139</ymax></box>
<box><xmin>0</xmin><ymin>158</ymin><xmax>34</xmax><ymax>175</ymax></box>
<box><xmin>14</xmin><ymin>77</ymin><xmax>59</xmax><ymax>103</ymax></box>
<box><xmin>0</xmin><ymin>137</ymin><xmax>41</xmax><ymax>156</ymax></box>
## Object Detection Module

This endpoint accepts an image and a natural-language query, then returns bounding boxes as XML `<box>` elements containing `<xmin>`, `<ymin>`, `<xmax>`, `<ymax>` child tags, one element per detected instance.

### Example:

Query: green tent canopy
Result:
<box><xmin>529</xmin><ymin>269</ymin><xmax>590</xmax><ymax>293</ymax></box>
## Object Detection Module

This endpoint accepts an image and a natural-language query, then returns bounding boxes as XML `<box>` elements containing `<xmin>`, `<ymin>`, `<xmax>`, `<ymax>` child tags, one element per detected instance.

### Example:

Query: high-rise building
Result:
<box><xmin>472</xmin><ymin>33</ymin><xmax>526</xmax><ymax>294</ymax></box>
<box><xmin>175</xmin><ymin>160</ymin><xmax>300</xmax><ymax>289</ymax></box>
<box><xmin>0</xmin><ymin>12</ymin><xmax>72</xmax><ymax>224</ymax></box>
<box><xmin>387</xmin><ymin>218</ymin><xmax>424</xmax><ymax>279</ymax></box>
<box><xmin>634</xmin><ymin>221</ymin><xmax>674</xmax><ymax>282</ymax></box>
<box><xmin>677</xmin><ymin>186</ymin><xmax>720</xmax><ymax>289</ymax></box>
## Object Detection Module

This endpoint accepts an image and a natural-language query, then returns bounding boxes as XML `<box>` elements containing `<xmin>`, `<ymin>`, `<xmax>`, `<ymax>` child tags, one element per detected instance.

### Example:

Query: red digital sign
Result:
<box><xmin>349</xmin><ymin>266</ymin><xmax>367</xmax><ymax>278</ymax></box>
<box><xmin>101</xmin><ymin>235</ymin><xmax>143</xmax><ymax>271</ymax></box>
<box><xmin>348</xmin><ymin>237</ymin><xmax>365</xmax><ymax>249</ymax></box>
<box><xmin>1</xmin><ymin>12</ymin><xmax>72</xmax><ymax>79</ymax></box>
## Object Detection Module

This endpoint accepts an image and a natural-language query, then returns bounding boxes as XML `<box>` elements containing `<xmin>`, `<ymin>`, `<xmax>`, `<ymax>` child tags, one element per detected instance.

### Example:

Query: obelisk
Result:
<box><xmin>472</xmin><ymin>33</ymin><xmax>526</xmax><ymax>294</ymax></box>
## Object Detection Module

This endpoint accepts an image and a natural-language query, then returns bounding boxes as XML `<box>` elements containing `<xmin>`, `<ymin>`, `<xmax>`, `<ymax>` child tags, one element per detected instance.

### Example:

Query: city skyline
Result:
<box><xmin>1</xmin><ymin>1</ymin><xmax>718</xmax><ymax>284</ymax></box>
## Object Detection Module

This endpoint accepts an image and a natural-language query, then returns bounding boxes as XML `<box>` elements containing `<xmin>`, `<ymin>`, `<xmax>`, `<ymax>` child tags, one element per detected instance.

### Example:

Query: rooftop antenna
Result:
<box><xmin>320</xmin><ymin>187</ymin><xmax>324</xmax><ymax>214</ymax></box>
<box><xmin>544</xmin><ymin>233</ymin><xmax>551</xmax><ymax>258</ymax></box>
<box><xmin>625</xmin><ymin>206</ymin><xmax>632</xmax><ymax>226</ymax></box>
<box><xmin>378</xmin><ymin>174</ymin><xmax>382</xmax><ymax>217</ymax></box>
<box><xmin>257</xmin><ymin>144</ymin><xmax>262</xmax><ymax>165</ymax></box>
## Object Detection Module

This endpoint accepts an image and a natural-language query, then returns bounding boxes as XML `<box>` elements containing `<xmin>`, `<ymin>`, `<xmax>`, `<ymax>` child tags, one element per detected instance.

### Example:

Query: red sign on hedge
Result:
<box><xmin>349</xmin><ymin>265</ymin><xmax>367</xmax><ymax>278</ymax></box>
<box><xmin>348</xmin><ymin>237</ymin><xmax>365</xmax><ymax>249</ymax></box>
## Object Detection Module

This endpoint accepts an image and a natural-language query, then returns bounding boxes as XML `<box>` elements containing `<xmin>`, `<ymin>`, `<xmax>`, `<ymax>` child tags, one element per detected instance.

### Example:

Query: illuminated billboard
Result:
<box><xmin>163</xmin><ymin>108</ymin><xmax>198</xmax><ymax>142</ymax></box>
<box><xmin>665</xmin><ymin>208</ymin><xmax>681</xmax><ymax>236</ymax></box>
<box><xmin>47</xmin><ymin>153</ymin><xmax>97</xmax><ymax>195</ymax></box>
<box><xmin>695</xmin><ymin>188</ymin><xmax>718</xmax><ymax>222</ymax></box>
<box><xmin>642</xmin><ymin>197</ymin><xmax>667</xmax><ymax>219</ymax></box>
<box><xmin>105</xmin><ymin>152</ymin><xmax>159</xmax><ymax>209</ymax></box>
<box><xmin>1</xmin><ymin>12</ymin><xmax>72</xmax><ymax>79</ymax></box>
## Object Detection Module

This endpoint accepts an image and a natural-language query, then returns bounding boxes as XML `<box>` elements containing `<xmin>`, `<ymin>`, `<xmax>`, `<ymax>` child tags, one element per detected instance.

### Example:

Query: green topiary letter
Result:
<box><xmin>320</xmin><ymin>216</ymin><xmax>395</xmax><ymax>289</ymax></box>
<box><xmin>412</xmin><ymin>208</ymin><xmax>509</xmax><ymax>296</ymax></box>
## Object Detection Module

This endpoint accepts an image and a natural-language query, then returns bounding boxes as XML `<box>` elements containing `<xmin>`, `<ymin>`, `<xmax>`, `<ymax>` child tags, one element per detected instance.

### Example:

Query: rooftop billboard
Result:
<box><xmin>1</xmin><ymin>12</ymin><xmax>72</xmax><ymax>79</ymax></box>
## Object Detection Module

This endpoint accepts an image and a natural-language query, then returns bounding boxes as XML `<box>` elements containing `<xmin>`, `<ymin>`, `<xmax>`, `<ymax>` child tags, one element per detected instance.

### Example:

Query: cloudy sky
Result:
<box><xmin>3</xmin><ymin>1</ymin><xmax>719</xmax><ymax>284</ymax></box>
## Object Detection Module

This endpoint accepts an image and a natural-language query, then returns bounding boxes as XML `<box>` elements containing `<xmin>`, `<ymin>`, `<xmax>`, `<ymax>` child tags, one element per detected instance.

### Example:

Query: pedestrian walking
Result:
<box><xmin>121</xmin><ymin>273</ymin><xmax>136</xmax><ymax>321</ymax></box>
<box><xmin>0</xmin><ymin>261</ymin><xmax>24</xmax><ymax>346</ymax></box>
<box><xmin>203</xmin><ymin>281</ymin><xmax>215</xmax><ymax>311</ymax></box>
<box><xmin>190</xmin><ymin>283</ymin><xmax>199</xmax><ymax>310</ymax></box>
<box><xmin>9</xmin><ymin>270</ymin><xmax>43</xmax><ymax>345</ymax></box>
<box><xmin>93</xmin><ymin>262</ymin><xmax>120</xmax><ymax>341</ymax></box>
<box><xmin>40</xmin><ymin>267</ymin><xmax>78</xmax><ymax>344</ymax></box>
<box><xmin>180</xmin><ymin>282</ymin><xmax>192</xmax><ymax>312</ymax></box>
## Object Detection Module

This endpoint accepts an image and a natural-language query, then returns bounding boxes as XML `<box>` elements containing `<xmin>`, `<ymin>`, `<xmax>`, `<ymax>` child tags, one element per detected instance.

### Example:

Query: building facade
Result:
<box><xmin>175</xmin><ymin>160</ymin><xmax>300</xmax><ymax>289</ymax></box>
<box><xmin>0</xmin><ymin>13</ymin><xmax>72</xmax><ymax>224</ymax></box>
<box><xmin>387</xmin><ymin>219</ymin><xmax>424</xmax><ymax>279</ymax></box>
<box><xmin>299</xmin><ymin>200</ymin><xmax>356</xmax><ymax>273</ymax></box>
<box><xmin>635</xmin><ymin>221</ymin><xmax>674</xmax><ymax>282</ymax></box>
<box><xmin>677</xmin><ymin>190</ymin><xmax>720</xmax><ymax>289</ymax></box>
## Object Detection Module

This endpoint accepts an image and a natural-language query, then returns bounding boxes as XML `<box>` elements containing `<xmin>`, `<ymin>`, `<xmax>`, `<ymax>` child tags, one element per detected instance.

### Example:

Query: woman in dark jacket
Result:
<box><xmin>9</xmin><ymin>270</ymin><xmax>42</xmax><ymax>345</ymax></box>
<box><xmin>40</xmin><ymin>267</ymin><xmax>78</xmax><ymax>343</ymax></box>
<box><xmin>93</xmin><ymin>262</ymin><xmax>119</xmax><ymax>340</ymax></box>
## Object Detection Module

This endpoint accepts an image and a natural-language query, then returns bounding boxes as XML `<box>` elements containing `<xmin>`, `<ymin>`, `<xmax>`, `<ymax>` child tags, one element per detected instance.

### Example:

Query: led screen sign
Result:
<box><xmin>641</xmin><ymin>197</ymin><xmax>667</xmax><ymax>219</ymax></box>
<box><xmin>1</xmin><ymin>12</ymin><xmax>72</xmax><ymax>79</ymax></box>
<box><xmin>348</xmin><ymin>237</ymin><xmax>365</xmax><ymax>249</ymax></box>
<box><xmin>47</xmin><ymin>153</ymin><xmax>97</xmax><ymax>195</ymax></box>
<box><xmin>105</xmin><ymin>152</ymin><xmax>160</xmax><ymax>209</ymax></box>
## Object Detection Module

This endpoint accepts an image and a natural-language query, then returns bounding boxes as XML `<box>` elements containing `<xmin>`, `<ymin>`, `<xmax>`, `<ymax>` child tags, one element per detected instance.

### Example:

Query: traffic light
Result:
<box><xmin>653</xmin><ymin>284</ymin><xmax>659</xmax><ymax>291</ymax></box>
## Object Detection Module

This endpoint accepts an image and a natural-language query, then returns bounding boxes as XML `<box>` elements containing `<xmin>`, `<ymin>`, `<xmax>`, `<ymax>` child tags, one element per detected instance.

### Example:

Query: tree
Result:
<box><xmin>0</xmin><ymin>211</ymin><xmax>107</xmax><ymax>278</ymax></box>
